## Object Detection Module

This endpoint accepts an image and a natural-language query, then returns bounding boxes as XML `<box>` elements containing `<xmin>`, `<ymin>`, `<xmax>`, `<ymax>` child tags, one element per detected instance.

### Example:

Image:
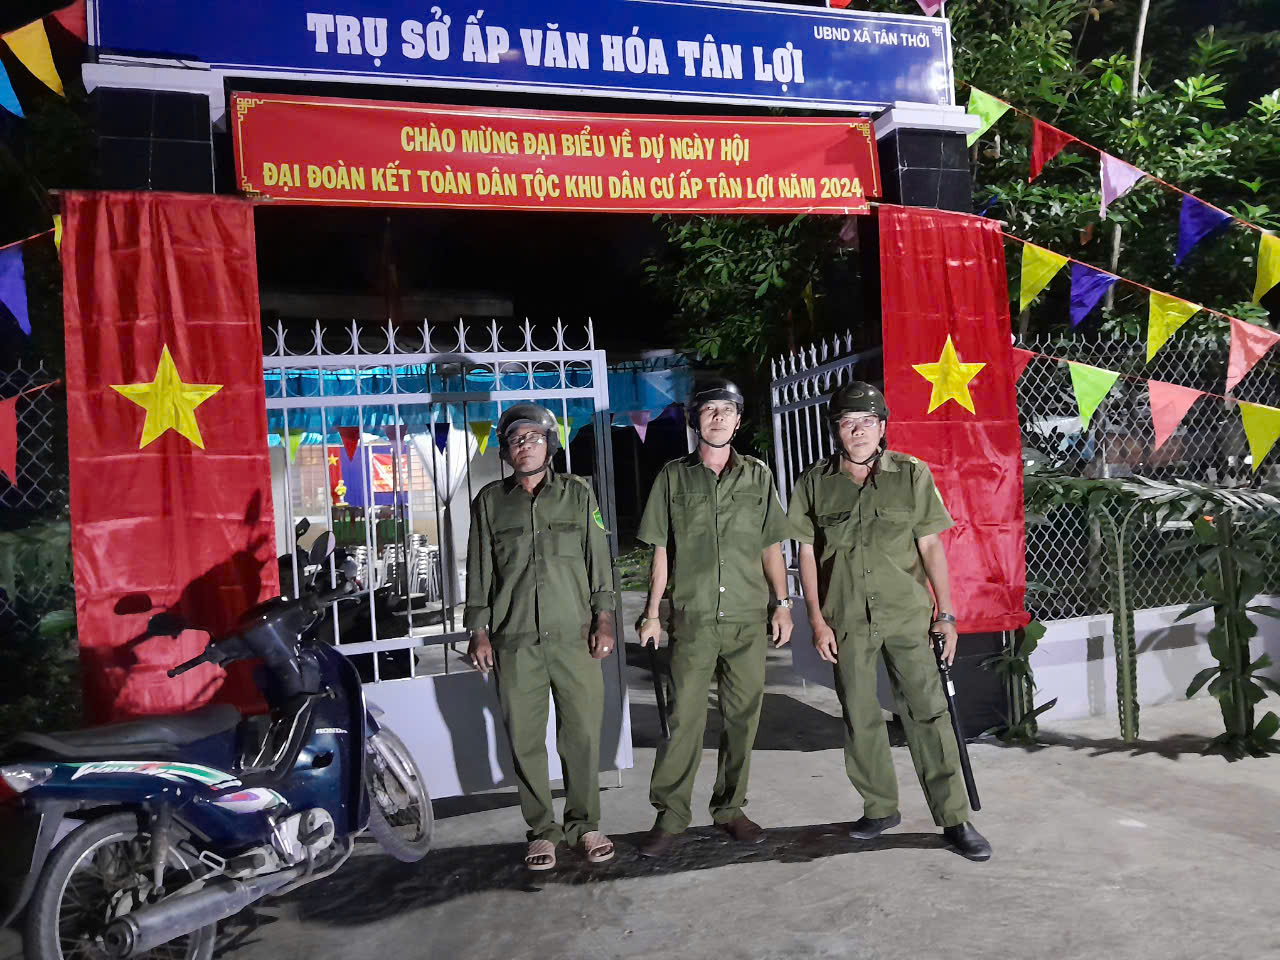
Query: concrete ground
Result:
<box><xmin>5</xmin><ymin>621</ymin><xmax>1280</xmax><ymax>960</ymax></box>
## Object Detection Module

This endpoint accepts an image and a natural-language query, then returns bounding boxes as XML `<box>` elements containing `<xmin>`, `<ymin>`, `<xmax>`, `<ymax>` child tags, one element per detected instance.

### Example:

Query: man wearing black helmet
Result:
<box><xmin>464</xmin><ymin>403</ymin><xmax>618</xmax><ymax>870</ymax></box>
<box><xmin>787</xmin><ymin>381</ymin><xmax>992</xmax><ymax>861</ymax></box>
<box><xmin>633</xmin><ymin>377</ymin><xmax>793</xmax><ymax>858</ymax></box>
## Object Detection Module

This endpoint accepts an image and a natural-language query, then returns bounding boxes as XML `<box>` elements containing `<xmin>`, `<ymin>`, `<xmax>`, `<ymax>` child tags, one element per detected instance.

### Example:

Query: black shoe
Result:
<box><xmin>848</xmin><ymin>813</ymin><xmax>901</xmax><ymax>840</ymax></box>
<box><xmin>717</xmin><ymin>815</ymin><xmax>766</xmax><ymax>845</ymax></box>
<box><xmin>943</xmin><ymin>822</ymin><xmax>992</xmax><ymax>861</ymax></box>
<box><xmin>636</xmin><ymin>826</ymin><xmax>681</xmax><ymax>859</ymax></box>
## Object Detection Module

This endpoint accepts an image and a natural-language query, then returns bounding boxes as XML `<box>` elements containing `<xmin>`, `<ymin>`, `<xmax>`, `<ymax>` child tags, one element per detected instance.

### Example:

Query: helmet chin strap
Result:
<box><xmin>698</xmin><ymin>430</ymin><xmax>735</xmax><ymax>449</ymax></box>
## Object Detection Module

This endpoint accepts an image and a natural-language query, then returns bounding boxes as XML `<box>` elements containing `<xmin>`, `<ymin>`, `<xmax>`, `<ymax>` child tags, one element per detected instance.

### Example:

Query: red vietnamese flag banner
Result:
<box><xmin>879</xmin><ymin>206</ymin><xmax>1028</xmax><ymax>633</ymax></box>
<box><xmin>232</xmin><ymin>94</ymin><xmax>881</xmax><ymax>215</ymax></box>
<box><xmin>61</xmin><ymin>192</ymin><xmax>280</xmax><ymax>722</ymax></box>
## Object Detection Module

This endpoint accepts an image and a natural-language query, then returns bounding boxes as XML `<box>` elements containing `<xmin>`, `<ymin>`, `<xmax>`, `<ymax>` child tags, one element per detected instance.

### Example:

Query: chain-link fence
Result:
<box><xmin>1017</xmin><ymin>335</ymin><xmax>1280</xmax><ymax>621</ymax></box>
<box><xmin>0</xmin><ymin>359</ymin><xmax>69</xmax><ymax>634</ymax></box>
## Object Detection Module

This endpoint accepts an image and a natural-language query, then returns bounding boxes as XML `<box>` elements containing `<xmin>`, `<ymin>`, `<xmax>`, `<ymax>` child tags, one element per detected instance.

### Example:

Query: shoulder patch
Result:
<box><xmin>592</xmin><ymin>506</ymin><xmax>606</xmax><ymax>529</ymax></box>
<box><xmin>567</xmin><ymin>473</ymin><xmax>592</xmax><ymax>488</ymax></box>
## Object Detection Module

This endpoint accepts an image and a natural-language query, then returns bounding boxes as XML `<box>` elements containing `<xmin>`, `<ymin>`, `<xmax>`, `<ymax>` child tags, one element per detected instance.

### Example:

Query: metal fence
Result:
<box><xmin>1017</xmin><ymin>335</ymin><xmax>1280</xmax><ymax>621</ymax></box>
<box><xmin>0</xmin><ymin>358</ymin><xmax>68</xmax><ymax>634</ymax></box>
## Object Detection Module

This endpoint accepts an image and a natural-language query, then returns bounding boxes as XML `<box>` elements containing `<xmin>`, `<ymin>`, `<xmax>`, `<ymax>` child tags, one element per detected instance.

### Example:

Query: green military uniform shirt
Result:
<box><xmin>636</xmin><ymin>450</ymin><xmax>790</xmax><ymax>628</ymax></box>
<box><xmin>787</xmin><ymin>450</ymin><xmax>954</xmax><ymax>626</ymax></box>
<box><xmin>464</xmin><ymin>471</ymin><xmax>615</xmax><ymax>649</ymax></box>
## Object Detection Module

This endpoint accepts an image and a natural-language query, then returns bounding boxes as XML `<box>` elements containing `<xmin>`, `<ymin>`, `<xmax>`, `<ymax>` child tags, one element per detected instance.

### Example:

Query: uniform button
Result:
<box><xmin>719</xmin><ymin>586</ymin><xmax>726</xmax><ymax>593</ymax></box>
<box><xmin>865</xmin><ymin>569</ymin><xmax>872</xmax><ymax>574</ymax></box>
<box><xmin>718</xmin><ymin>612</ymin><xmax>725</xmax><ymax>617</ymax></box>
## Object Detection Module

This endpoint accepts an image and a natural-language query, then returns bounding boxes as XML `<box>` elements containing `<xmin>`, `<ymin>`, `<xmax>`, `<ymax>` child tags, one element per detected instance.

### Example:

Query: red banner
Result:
<box><xmin>62</xmin><ymin>192</ymin><xmax>280</xmax><ymax>722</ymax></box>
<box><xmin>878</xmin><ymin>206</ymin><xmax>1028</xmax><ymax>633</ymax></box>
<box><xmin>232</xmin><ymin>93</ymin><xmax>880</xmax><ymax>214</ymax></box>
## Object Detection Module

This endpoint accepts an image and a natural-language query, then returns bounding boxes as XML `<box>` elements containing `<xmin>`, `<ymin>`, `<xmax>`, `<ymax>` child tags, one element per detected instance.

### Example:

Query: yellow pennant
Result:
<box><xmin>1146</xmin><ymin>292</ymin><xmax>1200</xmax><ymax>361</ymax></box>
<box><xmin>52</xmin><ymin>214</ymin><xmax>62</xmax><ymax>252</ymax></box>
<box><xmin>1</xmin><ymin>21</ymin><xmax>64</xmax><ymax>96</ymax></box>
<box><xmin>469</xmin><ymin>420</ymin><xmax>492</xmax><ymax>456</ymax></box>
<box><xmin>1253</xmin><ymin>232</ymin><xmax>1280</xmax><ymax>305</ymax></box>
<box><xmin>1238</xmin><ymin>401</ymin><xmax>1280</xmax><ymax>471</ymax></box>
<box><xmin>1018</xmin><ymin>243</ymin><xmax>1069</xmax><ymax>313</ymax></box>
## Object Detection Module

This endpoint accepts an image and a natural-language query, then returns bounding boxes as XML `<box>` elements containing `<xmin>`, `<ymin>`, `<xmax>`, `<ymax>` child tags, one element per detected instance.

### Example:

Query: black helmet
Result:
<box><xmin>687</xmin><ymin>377</ymin><xmax>745</xmax><ymax>429</ymax></box>
<box><xmin>497</xmin><ymin>403</ymin><xmax>560</xmax><ymax>466</ymax></box>
<box><xmin>827</xmin><ymin>381</ymin><xmax>889</xmax><ymax>426</ymax></box>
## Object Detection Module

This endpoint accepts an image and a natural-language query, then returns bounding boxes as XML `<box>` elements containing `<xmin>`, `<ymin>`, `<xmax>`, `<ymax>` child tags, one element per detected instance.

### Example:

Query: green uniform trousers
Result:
<box><xmin>493</xmin><ymin>638</ymin><xmax>604</xmax><ymax>846</ymax></box>
<box><xmin>649</xmin><ymin>624</ymin><xmax>766</xmax><ymax>834</ymax></box>
<box><xmin>833</xmin><ymin>617</ymin><xmax>970</xmax><ymax>828</ymax></box>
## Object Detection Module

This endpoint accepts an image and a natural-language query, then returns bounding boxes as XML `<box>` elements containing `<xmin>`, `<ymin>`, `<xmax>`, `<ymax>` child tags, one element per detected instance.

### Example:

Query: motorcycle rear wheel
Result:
<box><xmin>24</xmin><ymin>812</ymin><xmax>216</xmax><ymax>960</ymax></box>
<box><xmin>364</xmin><ymin>726</ymin><xmax>433</xmax><ymax>862</ymax></box>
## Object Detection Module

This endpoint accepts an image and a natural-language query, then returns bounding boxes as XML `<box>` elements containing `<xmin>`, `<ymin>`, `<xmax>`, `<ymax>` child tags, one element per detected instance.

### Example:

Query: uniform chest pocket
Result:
<box><xmin>548</xmin><ymin>520</ymin><xmax>584</xmax><ymax>558</ymax></box>
<box><xmin>875</xmin><ymin>506</ymin><xmax>913</xmax><ymax>524</ymax></box>
<box><xmin>493</xmin><ymin>526</ymin><xmax>528</xmax><ymax>566</ymax></box>
<box><xmin>672</xmin><ymin>493</ymin><xmax>710</xmax><ymax>532</ymax></box>
<box><xmin>726</xmin><ymin>492</ymin><xmax>763</xmax><ymax>531</ymax></box>
<box><xmin>815</xmin><ymin>511</ymin><xmax>853</xmax><ymax>551</ymax></box>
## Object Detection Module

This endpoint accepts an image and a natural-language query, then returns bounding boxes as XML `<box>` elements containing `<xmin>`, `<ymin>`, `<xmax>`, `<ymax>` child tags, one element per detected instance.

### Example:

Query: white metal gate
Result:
<box><xmin>263</xmin><ymin>316</ymin><xmax>632</xmax><ymax>798</ymax></box>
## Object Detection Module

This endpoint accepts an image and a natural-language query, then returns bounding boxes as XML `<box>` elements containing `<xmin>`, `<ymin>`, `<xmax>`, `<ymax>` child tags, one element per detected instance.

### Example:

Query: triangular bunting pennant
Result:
<box><xmin>1147</xmin><ymin>380</ymin><xmax>1203</xmax><ymax>453</ymax></box>
<box><xmin>469</xmin><ymin>420</ymin><xmax>492</xmax><ymax>455</ymax></box>
<box><xmin>52</xmin><ymin>214</ymin><xmax>62</xmax><ymax>251</ymax></box>
<box><xmin>1099</xmin><ymin>153</ymin><xmax>1145</xmax><ymax>219</ymax></box>
<box><xmin>1067</xmin><ymin>362</ymin><xmax>1120</xmax><ymax>430</ymax></box>
<box><xmin>336</xmin><ymin>426</ymin><xmax>360</xmax><ymax>460</ymax></box>
<box><xmin>1</xmin><ymin>21</ymin><xmax>65</xmax><ymax>96</ymax></box>
<box><xmin>51</xmin><ymin>0</ymin><xmax>88</xmax><ymax>42</ymax></box>
<box><xmin>1226</xmin><ymin>317</ymin><xmax>1280</xmax><ymax>393</ymax></box>
<box><xmin>0</xmin><ymin>246</ymin><xmax>30</xmax><ymax>335</ymax></box>
<box><xmin>965</xmin><ymin>88</ymin><xmax>1010</xmax><ymax>147</ymax></box>
<box><xmin>0</xmin><ymin>59</ymin><xmax>23</xmax><ymax>118</ymax></box>
<box><xmin>555</xmin><ymin>416</ymin><xmax>570</xmax><ymax>447</ymax></box>
<box><xmin>1254</xmin><ymin>233</ymin><xmax>1280</xmax><ymax>305</ymax></box>
<box><xmin>1069</xmin><ymin>262</ymin><xmax>1118</xmax><ymax>327</ymax></box>
<box><xmin>1146</xmin><ymin>292</ymin><xmax>1200</xmax><ymax>361</ymax></box>
<box><xmin>0</xmin><ymin>396</ymin><xmax>16</xmax><ymax>487</ymax></box>
<box><xmin>629</xmin><ymin>410</ymin><xmax>651</xmax><ymax>443</ymax></box>
<box><xmin>286</xmin><ymin>429</ymin><xmax>305</xmax><ymax>463</ymax></box>
<box><xmin>1238</xmin><ymin>402</ymin><xmax>1280</xmax><ymax>471</ymax></box>
<box><xmin>1029</xmin><ymin>120</ymin><xmax>1075</xmax><ymax>182</ymax></box>
<box><xmin>433</xmin><ymin>421</ymin><xmax>450</xmax><ymax>452</ymax></box>
<box><xmin>1011</xmin><ymin>348</ymin><xmax>1036</xmax><ymax>382</ymax></box>
<box><xmin>1174</xmin><ymin>195</ymin><xmax>1232</xmax><ymax>267</ymax></box>
<box><xmin>914</xmin><ymin>0</ymin><xmax>943</xmax><ymax>14</ymax></box>
<box><xmin>1018</xmin><ymin>243</ymin><xmax>1069</xmax><ymax>312</ymax></box>
<box><xmin>383</xmin><ymin>425</ymin><xmax>407</xmax><ymax>445</ymax></box>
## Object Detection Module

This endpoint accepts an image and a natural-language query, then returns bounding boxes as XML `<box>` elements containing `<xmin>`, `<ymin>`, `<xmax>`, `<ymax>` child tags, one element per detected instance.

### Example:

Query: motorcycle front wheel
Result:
<box><xmin>364</xmin><ymin>725</ymin><xmax>433</xmax><ymax>862</ymax></box>
<box><xmin>24</xmin><ymin>812</ymin><xmax>216</xmax><ymax>960</ymax></box>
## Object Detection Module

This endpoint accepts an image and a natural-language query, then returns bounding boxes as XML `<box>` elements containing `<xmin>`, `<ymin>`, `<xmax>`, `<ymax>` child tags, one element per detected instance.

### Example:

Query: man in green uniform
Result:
<box><xmin>787</xmin><ymin>381</ymin><xmax>991</xmax><ymax>861</ymax></box>
<box><xmin>464</xmin><ymin>403</ymin><xmax>617</xmax><ymax>870</ymax></box>
<box><xmin>634</xmin><ymin>378</ymin><xmax>793</xmax><ymax>858</ymax></box>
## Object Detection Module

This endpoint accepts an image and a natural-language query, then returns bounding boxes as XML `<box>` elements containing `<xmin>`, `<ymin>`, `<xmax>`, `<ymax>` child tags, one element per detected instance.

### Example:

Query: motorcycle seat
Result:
<box><xmin>3</xmin><ymin>704</ymin><xmax>242</xmax><ymax>760</ymax></box>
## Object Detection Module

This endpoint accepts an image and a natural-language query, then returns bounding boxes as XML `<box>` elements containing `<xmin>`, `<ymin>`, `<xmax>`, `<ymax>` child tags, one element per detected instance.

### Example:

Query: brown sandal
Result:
<box><xmin>578</xmin><ymin>831</ymin><xmax>615</xmax><ymax>863</ymax></box>
<box><xmin>525</xmin><ymin>838</ymin><xmax>557</xmax><ymax>871</ymax></box>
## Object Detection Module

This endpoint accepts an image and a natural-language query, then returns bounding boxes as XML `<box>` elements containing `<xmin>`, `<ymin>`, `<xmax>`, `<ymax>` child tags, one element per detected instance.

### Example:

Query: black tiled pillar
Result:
<box><xmin>872</xmin><ymin>102</ymin><xmax>977</xmax><ymax>212</ymax></box>
<box><xmin>92</xmin><ymin>88</ymin><xmax>216</xmax><ymax>193</ymax></box>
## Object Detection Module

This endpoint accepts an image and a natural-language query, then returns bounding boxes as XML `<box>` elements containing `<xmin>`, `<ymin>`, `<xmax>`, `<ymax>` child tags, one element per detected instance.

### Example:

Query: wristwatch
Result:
<box><xmin>771</xmin><ymin>598</ymin><xmax>794</xmax><ymax>610</ymax></box>
<box><xmin>931</xmin><ymin>612</ymin><xmax>957</xmax><ymax>625</ymax></box>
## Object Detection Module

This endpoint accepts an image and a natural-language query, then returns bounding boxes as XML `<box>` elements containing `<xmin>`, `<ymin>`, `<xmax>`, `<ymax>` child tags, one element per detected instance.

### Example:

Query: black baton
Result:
<box><xmin>648</xmin><ymin>644</ymin><xmax>671</xmax><ymax>741</ymax></box>
<box><xmin>931</xmin><ymin>632</ymin><xmax>981</xmax><ymax>812</ymax></box>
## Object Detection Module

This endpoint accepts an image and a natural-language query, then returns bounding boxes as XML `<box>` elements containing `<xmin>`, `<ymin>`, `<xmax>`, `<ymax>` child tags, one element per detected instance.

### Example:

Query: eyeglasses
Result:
<box><xmin>839</xmin><ymin>416</ymin><xmax>880</xmax><ymax>432</ymax></box>
<box><xmin>508</xmin><ymin>432</ymin><xmax>547</xmax><ymax>449</ymax></box>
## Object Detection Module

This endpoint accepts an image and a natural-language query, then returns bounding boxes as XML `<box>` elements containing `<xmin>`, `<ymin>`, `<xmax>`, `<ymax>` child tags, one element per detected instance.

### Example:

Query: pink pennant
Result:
<box><xmin>1099</xmin><ymin>153</ymin><xmax>1145</xmax><ymax>219</ymax></box>
<box><xmin>629</xmin><ymin>410</ymin><xmax>651</xmax><ymax>443</ymax></box>
<box><xmin>1147</xmin><ymin>380</ymin><xmax>1203</xmax><ymax>453</ymax></box>
<box><xmin>1011</xmin><ymin>348</ymin><xmax>1036</xmax><ymax>382</ymax></box>
<box><xmin>0</xmin><ymin>396</ymin><xmax>16</xmax><ymax>487</ymax></box>
<box><xmin>1226</xmin><ymin>317</ymin><xmax>1280</xmax><ymax>393</ymax></box>
<box><xmin>914</xmin><ymin>0</ymin><xmax>943</xmax><ymax>13</ymax></box>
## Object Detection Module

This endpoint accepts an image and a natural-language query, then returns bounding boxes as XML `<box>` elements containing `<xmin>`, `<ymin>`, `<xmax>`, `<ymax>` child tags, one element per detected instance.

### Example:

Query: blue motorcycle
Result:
<box><xmin>0</xmin><ymin>535</ymin><xmax>433</xmax><ymax>960</ymax></box>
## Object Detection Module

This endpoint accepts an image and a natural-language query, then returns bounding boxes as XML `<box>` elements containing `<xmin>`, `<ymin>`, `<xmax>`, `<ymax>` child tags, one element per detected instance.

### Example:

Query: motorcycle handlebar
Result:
<box><xmin>310</xmin><ymin>580</ymin><xmax>359</xmax><ymax>607</ymax></box>
<box><xmin>166</xmin><ymin>647</ymin><xmax>222</xmax><ymax>679</ymax></box>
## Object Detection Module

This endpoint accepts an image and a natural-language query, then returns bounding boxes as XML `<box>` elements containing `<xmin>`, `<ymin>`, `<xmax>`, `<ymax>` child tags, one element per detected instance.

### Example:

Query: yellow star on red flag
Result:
<box><xmin>110</xmin><ymin>345</ymin><xmax>223</xmax><ymax>449</ymax></box>
<box><xmin>912</xmin><ymin>335</ymin><xmax>986</xmax><ymax>414</ymax></box>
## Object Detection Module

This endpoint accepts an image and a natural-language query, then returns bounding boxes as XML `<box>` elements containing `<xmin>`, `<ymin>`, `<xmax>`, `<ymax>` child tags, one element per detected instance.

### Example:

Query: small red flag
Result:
<box><xmin>1011</xmin><ymin>348</ymin><xmax>1036</xmax><ymax>382</ymax></box>
<box><xmin>51</xmin><ymin>0</ymin><xmax>87</xmax><ymax>42</ymax></box>
<box><xmin>61</xmin><ymin>192</ymin><xmax>280</xmax><ymax>722</ymax></box>
<box><xmin>0</xmin><ymin>395</ymin><xmax>16</xmax><ymax>487</ymax></box>
<box><xmin>1029</xmin><ymin>120</ymin><xmax>1076</xmax><ymax>182</ymax></box>
<box><xmin>879</xmin><ymin>206</ymin><xmax>1028</xmax><ymax>633</ymax></box>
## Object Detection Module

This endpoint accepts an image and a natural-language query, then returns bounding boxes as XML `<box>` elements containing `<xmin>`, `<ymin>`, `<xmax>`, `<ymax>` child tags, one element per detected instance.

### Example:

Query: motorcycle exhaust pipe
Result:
<box><xmin>100</xmin><ymin>869</ymin><xmax>302</xmax><ymax>959</ymax></box>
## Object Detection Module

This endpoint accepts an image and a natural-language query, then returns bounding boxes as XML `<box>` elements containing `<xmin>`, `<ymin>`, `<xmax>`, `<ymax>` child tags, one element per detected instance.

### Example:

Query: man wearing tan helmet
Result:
<box><xmin>787</xmin><ymin>381</ymin><xmax>992</xmax><ymax>861</ymax></box>
<box><xmin>464</xmin><ymin>403</ymin><xmax>617</xmax><ymax>871</ymax></box>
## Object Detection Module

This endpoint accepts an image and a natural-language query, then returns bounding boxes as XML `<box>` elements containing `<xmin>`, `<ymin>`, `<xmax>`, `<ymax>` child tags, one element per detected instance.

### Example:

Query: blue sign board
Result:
<box><xmin>90</xmin><ymin>0</ymin><xmax>954</xmax><ymax>112</ymax></box>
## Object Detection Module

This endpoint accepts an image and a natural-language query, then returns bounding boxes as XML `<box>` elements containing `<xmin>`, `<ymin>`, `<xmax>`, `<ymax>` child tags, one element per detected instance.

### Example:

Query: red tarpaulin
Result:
<box><xmin>879</xmin><ymin>205</ymin><xmax>1028</xmax><ymax>633</ymax></box>
<box><xmin>62</xmin><ymin>191</ymin><xmax>280</xmax><ymax>722</ymax></box>
<box><xmin>232</xmin><ymin>94</ymin><xmax>881</xmax><ymax>215</ymax></box>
